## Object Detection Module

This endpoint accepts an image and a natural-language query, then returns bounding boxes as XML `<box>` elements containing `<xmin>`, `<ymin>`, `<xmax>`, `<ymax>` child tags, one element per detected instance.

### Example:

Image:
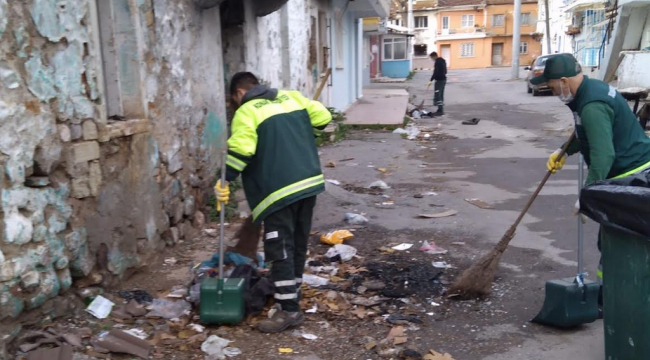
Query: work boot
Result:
<box><xmin>432</xmin><ymin>106</ymin><xmax>444</xmax><ymax>117</ymax></box>
<box><xmin>257</xmin><ymin>310</ymin><xmax>305</xmax><ymax>333</ymax></box>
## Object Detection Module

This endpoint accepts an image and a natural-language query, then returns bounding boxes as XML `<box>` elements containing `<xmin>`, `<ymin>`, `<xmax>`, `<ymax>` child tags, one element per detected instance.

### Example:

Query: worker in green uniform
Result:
<box><xmin>214</xmin><ymin>72</ymin><xmax>332</xmax><ymax>333</ymax></box>
<box><xmin>532</xmin><ymin>54</ymin><xmax>650</xmax><ymax>313</ymax></box>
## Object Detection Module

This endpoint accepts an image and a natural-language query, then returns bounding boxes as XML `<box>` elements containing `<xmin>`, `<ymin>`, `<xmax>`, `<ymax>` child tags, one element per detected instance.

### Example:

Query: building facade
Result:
<box><xmin>435</xmin><ymin>0</ymin><xmax>542</xmax><ymax>69</ymax></box>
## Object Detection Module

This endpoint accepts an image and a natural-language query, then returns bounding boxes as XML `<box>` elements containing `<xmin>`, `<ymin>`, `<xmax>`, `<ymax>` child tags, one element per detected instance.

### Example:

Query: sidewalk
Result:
<box><xmin>343</xmin><ymin>87</ymin><xmax>409</xmax><ymax>126</ymax></box>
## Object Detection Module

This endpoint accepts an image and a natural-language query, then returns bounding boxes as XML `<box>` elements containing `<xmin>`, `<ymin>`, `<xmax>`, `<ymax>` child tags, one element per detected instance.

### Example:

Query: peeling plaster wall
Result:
<box><xmin>0</xmin><ymin>0</ymin><xmax>227</xmax><ymax>331</ymax></box>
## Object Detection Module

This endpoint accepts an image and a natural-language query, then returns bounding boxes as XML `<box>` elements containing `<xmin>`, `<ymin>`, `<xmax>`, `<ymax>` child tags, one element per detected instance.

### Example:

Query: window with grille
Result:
<box><xmin>521</xmin><ymin>13</ymin><xmax>531</xmax><ymax>26</ymax></box>
<box><xmin>520</xmin><ymin>42</ymin><xmax>528</xmax><ymax>54</ymax></box>
<box><xmin>414</xmin><ymin>44</ymin><xmax>428</xmax><ymax>56</ymax></box>
<box><xmin>492</xmin><ymin>14</ymin><xmax>505</xmax><ymax>27</ymax></box>
<box><xmin>414</xmin><ymin>16</ymin><xmax>428</xmax><ymax>28</ymax></box>
<box><xmin>461</xmin><ymin>14</ymin><xmax>475</xmax><ymax>28</ymax></box>
<box><xmin>461</xmin><ymin>42</ymin><xmax>475</xmax><ymax>57</ymax></box>
<box><xmin>383</xmin><ymin>37</ymin><xmax>407</xmax><ymax>60</ymax></box>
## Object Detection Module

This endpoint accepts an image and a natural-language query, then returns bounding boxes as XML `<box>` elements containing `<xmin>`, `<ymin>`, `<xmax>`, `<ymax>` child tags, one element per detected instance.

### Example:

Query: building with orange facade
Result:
<box><xmin>435</xmin><ymin>0</ymin><xmax>543</xmax><ymax>69</ymax></box>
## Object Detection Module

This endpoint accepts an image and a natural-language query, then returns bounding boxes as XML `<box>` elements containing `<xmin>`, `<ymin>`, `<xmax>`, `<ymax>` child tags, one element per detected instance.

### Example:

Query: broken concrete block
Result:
<box><xmin>0</xmin><ymin>291</ymin><xmax>25</xmax><ymax>320</ymax></box>
<box><xmin>0</xmin><ymin>259</ymin><xmax>15</xmax><ymax>282</ymax></box>
<box><xmin>82</xmin><ymin>120</ymin><xmax>98</xmax><ymax>140</ymax></box>
<box><xmin>70</xmin><ymin>245</ymin><xmax>94</xmax><ymax>278</ymax></box>
<box><xmin>183</xmin><ymin>195</ymin><xmax>196</xmax><ymax>217</ymax></box>
<box><xmin>55</xmin><ymin>256</ymin><xmax>69</xmax><ymax>270</ymax></box>
<box><xmin>33</xmin><ymin>131</ymin><xmax>62</xmax><ymax>175</ymax></box>
<box><xmin>58</xmin><ymin>124</ymin><xmax>71</xmax><ymax>142</ymax></box>
<box><xmin>167</xmin><ymin>153</ymin><xmax>183</xmax><ymax>174</ymax></box>
<box><xmin>169</xmin><ymin>198</ymin><xmax>184</xmax><ymax>225</ymax></box>
<box><xmin>88</xmin><ymin>161</ymin><xmax>102</xmax><ymax>196</ymax></box>
<box><xmin>25</xmin><ymin>176</ymin><xmax>50</xmax><ymax>187</ymax></box>
<box><xmin>3</xmin><ymin>211</ymin><xmax>33</xmax><ymax>244</ymax></box>
<box><xmin>20</xmin><ymin>271</ymin><xmax>40</xmax><ymax>290</ymax></box>
<box><xmin>57</xmin><ymin>268</ymin><xmax>72</xmax><ymax>291</ymax></box>
<box><xmin>71</xmin><ymin>141</ymin><xmax>100</xmax><ymax>163</ymax></box>
<box><xmin>179</xmin><ymin>221</ymin><xmax>197</xmax><ymax>241</ymax></box>
<box><xmin>70</xmin><ymin>124</ymin><xmax>82</xmax><ymax>140</ymax></box>
<box><xmin>71</xmin><ymin>177</ymin><xmax>91</xmax><ymax>199</ymax></box>
<box><xmin>189</xmin><ymin>173</ymin><xmax>202</xmax><ymax>188</ymax></box>
<box><xmin>193</xmin><ymin>211</ymin><xmax>205</xmax><ymax>229</ymax></box>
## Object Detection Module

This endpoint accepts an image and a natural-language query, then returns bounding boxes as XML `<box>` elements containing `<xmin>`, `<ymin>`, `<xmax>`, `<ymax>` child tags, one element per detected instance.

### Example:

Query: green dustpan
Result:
<box><xmin>533</xmin><ymin>155</ymin><xmax>599</xmax><ymax>328</ymax></box>
<box><xmin>200</xmin><ymin>150</ymin><xmax>245</xmax><ymax>325</ymax></box>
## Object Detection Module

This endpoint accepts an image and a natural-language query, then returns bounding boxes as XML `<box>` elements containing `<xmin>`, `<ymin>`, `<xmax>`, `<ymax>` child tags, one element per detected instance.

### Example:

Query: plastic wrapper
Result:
<box><xmin>320</xmin><ymin>230</ymin><xmax>354</xmax><ymax>245</ymax></box>
<box><xmin>580</xmin><ymin>169</ymin><xmax>650</xmax><ymax>238</ymax></box>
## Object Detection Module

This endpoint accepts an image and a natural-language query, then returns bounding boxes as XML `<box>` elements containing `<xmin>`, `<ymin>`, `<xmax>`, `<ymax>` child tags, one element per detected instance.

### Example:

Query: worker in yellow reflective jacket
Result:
<box><xmin>214</xmin><ymin>72</ymin><xmax>332</xmax><ymax>333</ymax></box>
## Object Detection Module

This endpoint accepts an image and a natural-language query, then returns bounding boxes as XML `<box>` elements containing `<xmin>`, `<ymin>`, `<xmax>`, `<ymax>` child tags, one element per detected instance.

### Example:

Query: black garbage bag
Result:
<box><xmin>580</xmin><ymin>169</ymin><xmax>650</xmax><ymax>238</ymax></box>
<box><xmin>229</xmin><ymin>264</ymin><xmax>274</xmax><ymax>316</ymax></box>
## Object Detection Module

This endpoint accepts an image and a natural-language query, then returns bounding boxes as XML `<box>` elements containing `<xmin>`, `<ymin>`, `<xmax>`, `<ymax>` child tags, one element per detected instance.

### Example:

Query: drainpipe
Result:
<box><xmin>544</xmin><ymin>0</ymin><xmax>551</xmax><ymax>54</ymax></box>
<box><xmin>511</xmin><ymin>0</ymin><xmax>522</xmax><ymax>78</ymax></box>
<box><xmin>408</xmin><ymin>0</ymin><xmax>414</xmax><ymax>70</ymax></box>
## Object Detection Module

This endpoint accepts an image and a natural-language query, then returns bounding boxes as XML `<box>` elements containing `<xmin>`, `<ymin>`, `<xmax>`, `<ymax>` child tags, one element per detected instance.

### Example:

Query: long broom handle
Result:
<box><xmin>219</xmin><ymin>150</ymin><xmax>227</xmax><ymax>280</ymax></box>
<box><xmin>504</xmin><ymin>131</ymin><xmax>577</xmax><ymax>239</ymax></box>
<box><xmin>313</xmin><ymin>68</ymin><xmax>332</xmax><ymax>101</ymax></box>
<box><xmin>577</xmin><ymin>155</ymin><xmax>584</xmax><ymax>275</ymax></box>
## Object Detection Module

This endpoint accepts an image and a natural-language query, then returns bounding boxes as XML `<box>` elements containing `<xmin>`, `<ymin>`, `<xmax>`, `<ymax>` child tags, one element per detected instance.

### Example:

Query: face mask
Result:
<box><xmin>558</xmin><ymin>82</ymin><xmax>574</xmax><ymax>103</ymax></box>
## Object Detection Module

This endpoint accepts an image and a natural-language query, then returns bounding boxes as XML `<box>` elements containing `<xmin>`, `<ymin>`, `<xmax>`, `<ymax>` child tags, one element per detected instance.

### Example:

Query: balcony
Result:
<box><xmin>566</xmin><ymin>25</ymin><xmax>582</xmax><ymax>35</ymax></box>
<box><xmin>348</xmin><ymin>0</ymin><xmax>391</xmax><ymax>18</ymax></box>
<box><xmin>436</xmin><ymin>26</ymin><xmax>487</xmax><ymax>40</ymax></box>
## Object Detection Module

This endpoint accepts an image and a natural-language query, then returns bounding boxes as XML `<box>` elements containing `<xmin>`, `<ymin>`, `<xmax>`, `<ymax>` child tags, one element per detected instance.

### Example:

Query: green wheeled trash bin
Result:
<box><xmin>601</xmin><ymin>226</ymin><xmax>650</xmax><ymax>360</ymax></box>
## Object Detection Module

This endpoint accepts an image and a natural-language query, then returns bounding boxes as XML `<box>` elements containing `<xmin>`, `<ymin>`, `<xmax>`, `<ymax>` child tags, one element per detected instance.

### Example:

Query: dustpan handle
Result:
<box><xmin>577</xmin><ymin>155</ymin><xmax>584</xmax><ymax>277</ymax></box>
<box><xmin>219</xmin><ymin>150</ymin><xmax>227</xmax><ymax>280</ymax></box>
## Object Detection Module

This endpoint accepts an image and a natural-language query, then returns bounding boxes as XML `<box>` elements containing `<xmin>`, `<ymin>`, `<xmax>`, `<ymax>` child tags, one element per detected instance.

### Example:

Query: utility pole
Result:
<box><xmin>407</xmin><ymin>0</ymin><xmax>414</xmax><ymax>70</ymax></box>
<box><xmin>511</xmin><ymin>0</ymin><xmax>522</xmax><ymax>79</ymax></box>
<box><xmin>544</xmin><ymin>0</ymin><xmax>552</xmax><ymax>54</ymax></box>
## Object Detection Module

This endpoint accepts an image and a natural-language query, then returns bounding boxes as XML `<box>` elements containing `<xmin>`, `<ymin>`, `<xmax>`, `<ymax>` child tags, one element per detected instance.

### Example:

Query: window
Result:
<box><xmin>383</xmin><ymin>38</ymin><xmax>407</xmax><ymax>61</ymax></box>
<box><xmin>414</xmin><ymin>44</ymin><xmax>428</xmax><ymax>56</ymax></box>
<box><xmin>390</xmin><ymin>18</ymin><xmax>401</xmax><ymax>26</ymax></box>
<box><xmin>461</xmin><ymin>42</ymin><xmax>475</xmax><ymax>57</ymax></box>
<box><xmin>461</xmin><ymin>14</ymin><xmax>475</xmax><ymax>28</ymax></box>
<box><xmin>492</xmin><ymin>14</ymin><xmax>505</xmax><ymax>27</ymax></box>
<box><xmin>520</xmin><ymin>42</ymin><xmax>528</xmax><ymax>54</ymax></box>
<box><xmin>414</xmin><ymin>16</ymin><xmax>428</xmax><ymax>28</ymax></box>
<box><xmin>521</xmin><ymin>13</ymin><xmax>531</xmax><ymax>26</ymax></box>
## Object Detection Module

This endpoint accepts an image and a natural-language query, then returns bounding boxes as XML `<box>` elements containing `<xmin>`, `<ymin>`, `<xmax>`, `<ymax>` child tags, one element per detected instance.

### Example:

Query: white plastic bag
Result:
<box><xmin>326</xmin><ymin>244</ymin><xmax>357</xmax><ymax>262</ymax></box>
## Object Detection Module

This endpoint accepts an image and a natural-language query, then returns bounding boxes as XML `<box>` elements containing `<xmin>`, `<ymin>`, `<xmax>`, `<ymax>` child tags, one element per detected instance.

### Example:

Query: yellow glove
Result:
<box><xmin>214</xmin><ymin>180</ymin><xmax>230</xmax><ymax>212</ymax></box>
<box><xmin>547</xmin><ymin>149</ymin><xmax>567</xmax><ymax>174</ymax></box>
<box><xmin>427</xmin><ymin>82</ymin><xmax>432</xmax><ymax>88</ymax></box>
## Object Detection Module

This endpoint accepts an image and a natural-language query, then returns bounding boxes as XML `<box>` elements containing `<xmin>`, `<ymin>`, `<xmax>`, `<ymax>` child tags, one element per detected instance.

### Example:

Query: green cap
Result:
<box><xmin>530</xmin><ymin>54</ymin><xmax>581</xmax><ymax>85</ymax></box>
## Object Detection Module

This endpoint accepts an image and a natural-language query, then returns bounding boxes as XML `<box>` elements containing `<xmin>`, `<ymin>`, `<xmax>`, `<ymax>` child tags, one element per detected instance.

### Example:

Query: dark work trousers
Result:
<box><xmin>262</xmin><ymin>196</ymin><xmax>316</xmax><ymax>312</ymax></box>
<box><xmin>434</xmin><ymin>80</ymin><xmax>446</xmax><ymax>112</ymax></box>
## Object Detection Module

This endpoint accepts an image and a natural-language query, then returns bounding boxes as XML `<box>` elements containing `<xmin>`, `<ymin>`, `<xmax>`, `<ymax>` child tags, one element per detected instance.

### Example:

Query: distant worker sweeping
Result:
<box><xmin>429</xmin><ymin>51</ymin><xmax>447</xmax><ymax>117</ymax></box>
<box><xmin>536</xmin><ymin>54</ymin><xmax>650</xmax><ymax>314</ymax></box>
<box><xmin>214</xmin><ymin>72</ymin><xmax>332</xmax><ymax>333</ymax></box>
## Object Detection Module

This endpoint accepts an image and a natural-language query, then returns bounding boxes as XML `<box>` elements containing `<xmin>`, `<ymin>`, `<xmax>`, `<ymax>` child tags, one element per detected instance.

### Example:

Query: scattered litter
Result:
<box><xmin>25</xmin><ymin>344</ymin><xmax>72</xmax><ymax>360</ymax></box>
<box><xmin>351</xmin><ymin>295</ymin><xmax>388</xmax><ymax>307</ymax></box>
<box><xmin>201</xmin><ymin>335</ymin><xmax>232</xmax><ymax>360</ymax></box>
<box><xmin>368</xmin><ymin>180</ymin><xmax>390</xmax><ymax>189</ymax></box>
<box><xmin>386</xmin><ymin>313</ymin><xmax>423</xmax><ymax>325</ymax></box>
<box><xmin>92</xmin><ymin>330</ymin><xmax>151</xmax><ymax>359</ymax></box>
<box><xmin>393</xmin><ymin>126</ymin><xmax>421</xmax><ymax>140</ymax></box>
<box><xmin>451</xmin><ymin>242</ymin><xmax>466</xmax><ymax>246</ymax></box>
<box><xmin>425</xmin><ymin>350</ymin><xmax>455</xmax><ymax>360</ymax></box>
<box><xmin>326</xmin><ymin>179</ymin><xmax>341</xmax><ymax>186</ymax></box>
<box><xmin>386</xmin><ymin>326</ymin><xmax>405</xmax><ymax>340</ymax></box>
<box><xmin>189</xmin><ymin>324</ymin><xmax>205</xmax><ymax>333</ymax></box>
<box><xmin>365</xmin><ymin>340</ymin><xmax>378</xmax><ymax>350</ymax></box>
<box><xmin>278</xmin><ymin>348</ymin><xmax>293</xmax><ymax>354</ymax></box>
<box><xmin>292</xmin><ymin>331</ymin><xmax>318</xmax><ymax>340</ymax></box>
<box><xmin>410</xmin><ymin>109</ymin><xmax>422</xmax><ymax>119</ymax></box>
<box><xmin>345</xmin><ymin>163</ymin><xmax>359</xmax><ymax>167</ymax></box>
<box><xmin>148</xmin><ymin>299</ymin><xmax>191</xmax><ymax>319</ymax></box>
<box><xmin>325</xmin><ymin>244</ymin><xmax>358</xmax><ymax>261</ymax></box>
<box><xmin>344</xmin><ymin>213</ymin><xmax>368</xmax><ymax>224</ymax></box>
<box><xmin>391</xmin><ymin>243</ymin><xmax>413</xmax><ymax>251</ymax></box>
<box><xmin>420</xmin><ymin>240</ymin><xmax>448</xmax><ymax>255</ymax></box>
<box><xmin>86</xmin><ymin>295</ymin><xmax>114</xmax><ymax>319</ymax></box>
<box><xmin>164</xmin><ymin>257</ymin><xmax>178</xmax><ymax>266</ymax></box>
<box><xmin>465</xmin><ymin>198</ymin><xmax>494</xmax><ymax>209</ymax></box>
<box><xmin>424</xmin><ymin>134</ymin><xmax>431</xmax><ymax>139</ymax></box>
<box><xmin>431</xmin><ymin>301</ymin><xmax>441</xmax><ymax>306</ymax></box>
<box><xmin>381</xmin><ymin>201</ymin><xmax>394</xmax><ymax>206</ymax></box>
<box><xmin>377</xmin><ymin>167</ymin><xmax>388</xmax><ymax>173</ymax></box>
<box><xmin>423</xmin><ymin>191</ymin><xmax>438</xmax><ymax>196</ymax></box>
<box><xmin>306</xmin><ymin>304</ymin><xmax>318</xmax><ymax>313</ymax></box>
<box><xmin>224</xmin><ymin>347</ymin><xmax>242</xmax><ymax>357</ymax></box>
<box><xmin>167</xmin><ymin>285</ymin><xmax>188</xmax><ymax>298</ymax></box>
<box><xmin>462</xmin><ymin>118</ymin><xmax>481</xmax><ymax>125</ymax></box>
<box><xmin>303</xmin><ymin>274</ymin><xmax>330</xmax><ymax>287</ymax></box>
<box><xmin>340</xmin><ymin>157</ymin><xmax>355</xmax><ymax>162</ymax></box>
<box><xmin>417</xmin><ymin>210</ymin><xmax>458</xmax><ymax>218</ymax></box>
<box><xmin>362</xmin><ymin>280</ymin><xmax>386</xmax><ymax>290</ymax></box>
<box><xmin>123</xmin><ymin>328</ymin><xmax>148</xmax><ymax>340</ymax></box>
<box><xmin>401</xmin><ymin>349</ymin><xmax>424</xmax><ymax>359</ymax></box>
<box><xmin>325</xmin><ymin>161</ymin><xmax>336</xmax><ymax>168</ymax></box>
<box><xmin>393</xmin><ymin>336</ymin><xmax>408</xmax><ymax>345</ymax></box>
<box><xmin>432</xmin><ymin>261</ymin><xmax>453</xmax><ymax>269</ymax></box>
<box><xmin>203</xmin><ymin>229</ymin><xmax>218</xmax><ymax>237</ymax></box>
<box><xmin>125</xmin><ymin>299</ymin><xmax>147</xmax><ymax>317</ymax></box>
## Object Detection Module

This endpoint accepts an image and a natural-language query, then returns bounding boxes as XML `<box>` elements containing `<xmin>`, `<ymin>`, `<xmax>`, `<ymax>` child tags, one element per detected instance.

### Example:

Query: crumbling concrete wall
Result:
<box><xmin>0</xmin><ymin>0</ymin><xmax>227</xmax><ymax>335</ymax></box>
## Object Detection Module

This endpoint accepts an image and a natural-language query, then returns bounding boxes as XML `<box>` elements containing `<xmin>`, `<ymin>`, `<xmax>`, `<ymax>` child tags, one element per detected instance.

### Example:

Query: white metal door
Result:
<box><xmin>441</xmin><ymin>45</ymin><xmax>451</xmax><ymax>68</ymax></box>
<box><xmin>442</xmin><ymin>16</ymin><xmax>450</xmax><ymax>35</ymax></box>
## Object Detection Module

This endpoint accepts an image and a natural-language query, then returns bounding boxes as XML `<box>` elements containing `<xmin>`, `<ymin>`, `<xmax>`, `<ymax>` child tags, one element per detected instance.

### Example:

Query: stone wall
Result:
<box><xmin>0</xmin><ymin>0</ymin><xmax>227</xmax><ymax>334</ymax></box>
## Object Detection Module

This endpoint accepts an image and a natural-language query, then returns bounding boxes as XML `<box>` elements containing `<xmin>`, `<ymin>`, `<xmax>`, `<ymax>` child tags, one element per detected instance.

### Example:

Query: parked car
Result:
<box><xmin>525</xmin><ymin>53</ymin><xmax>578</xmax><ymax>96</ymax></box>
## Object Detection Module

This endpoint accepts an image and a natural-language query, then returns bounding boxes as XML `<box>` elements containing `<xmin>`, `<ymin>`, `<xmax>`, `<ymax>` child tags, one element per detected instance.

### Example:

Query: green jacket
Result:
<box><xmin>565</xmin><ymin>76</ymin><xmax>650</xmax><ymax>184</ymax></box>
<box><xmin>226</xmin><ymin>86</ymin><xmax>332</xmax><ymax>222</ymax></box>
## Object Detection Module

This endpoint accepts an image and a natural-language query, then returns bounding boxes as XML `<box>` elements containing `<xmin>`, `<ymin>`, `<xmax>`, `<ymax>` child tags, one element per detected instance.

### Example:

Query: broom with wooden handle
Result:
<box><xmin>448</xmin><ymin>131</ymin><xmax>576</xmax><ymax>299</ymax></box>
